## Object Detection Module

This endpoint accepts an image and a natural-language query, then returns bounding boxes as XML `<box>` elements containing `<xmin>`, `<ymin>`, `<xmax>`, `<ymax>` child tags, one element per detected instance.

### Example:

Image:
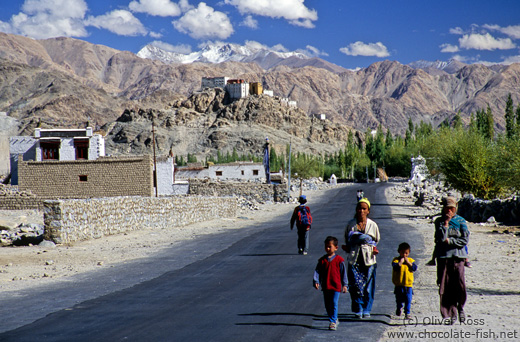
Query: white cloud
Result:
<box><xmin>502</xmin><ymin>55</ymin><xmax>520</xmax><ymax>64</ymax></box>
<box><xmin>243</xmin><ymin>40</ymin><xmax>288</xmax><ymax>52</ymax></box>
<box><xmin>224</xmin><ymin>0</ymin><xmax>317</xmax><ymax>28</ymax></box>
<box><xmin>149</xmin><ymin>31</ymin><xmax>162</xmax><ymax>38</ymax></box>
<box><xmin>483</xmin><ymin>24</ymin><xmax>520</xmax><ymax>40</ymax></box>
<box><xmin>129</xmin><ymin>0</ymin><xmax>181</xmax><ymax>17</ymax></box>
<box><xmin>240</xmin><ymin>15</ymin><xmax>258</xmax><ymax>29</ymax></box>
<box><xmin>85</xmin><ymin>10</ymin><xmax>148</xmax><ymax>36</ymax></box>
<box><xmin>297</xmin><ymin>45</ymin><xmax>328</xmax><ymax>57</ymax></box>
<box><xmin>173</xmin><ymin>2</ymin><xmax>233</xmax><ymax>39</ymax></box>
<box><xmin>0</xmin><ymin>0</ymin><xmax>88</xmax><ymax>39</ymax></box>
<box><xmin>440</xmin><ymin>43</ymin><xmax>459</xmax><ymax>53</ymax></box>
<box><xmin>150</xmin><ymin>40</ymin><xmax>192</xmax><ymax>54</ymax></box>
<box><xmin>449</xmin><ymin>27</ymin><xmax>464</xmax><ymax>35</ymax></box>
<box><xmin>339</xmin><ymin>41</ymin><xmax>390</xmax><ymax>57</ymax></box>
<box><xmin>459</xmin><ymin>33</ymin><xmax>516</xmax><ymax>50</ymax></box>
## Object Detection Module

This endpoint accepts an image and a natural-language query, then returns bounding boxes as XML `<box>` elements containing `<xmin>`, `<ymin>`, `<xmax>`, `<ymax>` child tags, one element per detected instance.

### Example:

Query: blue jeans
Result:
<box><xmin>323</xmin><ymin>290</ymin><xmax>341</xmax><ymax>323</ymax></box>
<box><xmin>394</xmin><ymin>286</ymin><xmax>413</xmax><ymax>314</ymax></box>
<box><xmin>348</xmin><ymin>263</ymin><xmax>377</xmax><ymax>315</ymax></box>
<box><xmin>297</xmin><ymin>228</ymin><xmax>309</xmax><ymax>253</ymax></box>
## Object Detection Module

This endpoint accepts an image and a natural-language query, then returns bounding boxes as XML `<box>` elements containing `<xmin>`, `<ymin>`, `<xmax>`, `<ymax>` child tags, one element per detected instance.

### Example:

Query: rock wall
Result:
<box><xmin>458</xmin><ymin>195</ymin><xmax>520</xmax><ymax>225</ymax></box>
<box><xmin>0</xmin><ymin>184</ymin><xmax>45</xmax><ymax>210</ymax></box>
<box><xmin>43</xmin><ymin>195</ymin><xmax>237</xmax><ymax>244</ymax></box>
<box><xmin>188</xmin><ymin>179</ymin><xmax>288</xmax><ymax>203</ymax></box>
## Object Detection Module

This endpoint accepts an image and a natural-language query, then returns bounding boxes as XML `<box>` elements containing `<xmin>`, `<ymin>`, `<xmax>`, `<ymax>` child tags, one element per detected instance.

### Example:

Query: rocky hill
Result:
<box><xmin>103</xmin><ymin>88</ymin><xmax>353</xmax><ymax>158</ymax></box>
<box><xmin>1</xmin><ymin>31</ymin><xmax>520</xmax><ymax>145</ymax></box>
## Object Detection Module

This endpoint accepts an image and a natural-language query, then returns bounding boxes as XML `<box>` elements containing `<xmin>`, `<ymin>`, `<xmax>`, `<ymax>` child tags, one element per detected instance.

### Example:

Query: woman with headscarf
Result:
<box><xmin>343</xmin><ymin>198</ymin><xmax>380</xmax><ymax>318</ymax></box>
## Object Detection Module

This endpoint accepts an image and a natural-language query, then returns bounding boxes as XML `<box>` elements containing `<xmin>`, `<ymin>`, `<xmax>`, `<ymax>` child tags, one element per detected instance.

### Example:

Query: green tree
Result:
<box><xmin>505</xmin><ymin>94</ymin><xmax>515</xmax><ymax>139</ymax></box>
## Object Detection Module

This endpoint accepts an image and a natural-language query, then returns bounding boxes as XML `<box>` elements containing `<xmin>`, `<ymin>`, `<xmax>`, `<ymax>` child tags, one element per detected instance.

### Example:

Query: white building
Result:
<box><xmin>263</xmin><ymin>90</ymin><xmax>274</xmax><ymax>97</ymax></box>
<box><xmin>9</xmin><ymin>127</ymin><xmax>105</xmax><ymax>185</ymax></box>
<box><xmin>175</xmin><ymin>162</ymin><xmax>266</xmax><ymax>182</ymax></box>
<box><xmin>201</xmin><ymin>77</ymin><xmax>229</xmax><ymax>89</ymax></box>
<box><xmin>226</xmin><ymin>82</ymin><xmax>250</xmax><ymax>99</ymax></box>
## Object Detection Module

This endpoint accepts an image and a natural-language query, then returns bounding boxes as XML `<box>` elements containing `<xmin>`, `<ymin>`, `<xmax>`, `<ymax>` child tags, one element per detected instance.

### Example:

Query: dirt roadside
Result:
<box><xmin>379</xmin><ymin>185</ymin><xmax>520</xmax><ymax>342</ymax></box>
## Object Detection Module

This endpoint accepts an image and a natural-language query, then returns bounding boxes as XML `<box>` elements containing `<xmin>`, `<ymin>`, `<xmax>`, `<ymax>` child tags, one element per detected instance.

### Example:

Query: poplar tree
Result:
<box><xmin>505</xmin><ymin>94</ymin><xmax>515</xmax><ymax>139</ymax></box>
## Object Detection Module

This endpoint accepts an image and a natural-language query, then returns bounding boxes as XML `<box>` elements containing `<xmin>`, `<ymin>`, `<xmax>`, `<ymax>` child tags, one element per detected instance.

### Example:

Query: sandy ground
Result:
<box><xmin>380</xmin><ymin>186</ymin><xmax>520</xmax><ymax>342</ymax></box>
<box><xmin>1</xmin><ymin>183</ymin><xmax>519</xmax><ymax>341</ymax></box>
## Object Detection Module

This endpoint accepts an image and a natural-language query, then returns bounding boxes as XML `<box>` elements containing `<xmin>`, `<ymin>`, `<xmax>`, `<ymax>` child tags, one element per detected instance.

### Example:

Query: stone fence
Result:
<box><xmin>43</xmin><ymin>195</ymin><xmax>237</xmax><ymax>244</ymax></box>
<box><xmin>0</xmin><ymin>185</ymin><xmax>45</xmax><ymax>210</ymax></box>
<box><xmin>458</xmin><ymin>195</ymin><xmax>520</xmax><ymax>225</ymax></box>
<box><xmin>189</xmin><ymin>179</ymin><xmax>288</xmax><ymax>203</ymax></box>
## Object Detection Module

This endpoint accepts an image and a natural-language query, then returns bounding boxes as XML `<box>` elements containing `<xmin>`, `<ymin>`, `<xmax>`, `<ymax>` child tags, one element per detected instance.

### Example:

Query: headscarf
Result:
<box><xmin>358</xmin><ymin>197</ymin><xmax>371</xmax><ymax>209</ymax></box>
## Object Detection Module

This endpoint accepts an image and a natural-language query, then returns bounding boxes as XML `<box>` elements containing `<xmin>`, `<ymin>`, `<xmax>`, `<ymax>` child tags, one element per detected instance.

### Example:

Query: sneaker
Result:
<box><xmin>395</xmin><ymin>308</ymin><xmax>402</xmax><ymax>317</ymax></box>
<box><xmin>363</xmin><ymin>313</ymin><xmax>371</xmax><ymax>318</ymax></box>
<box><xmin>329</xmin><ymin>322</ymin><xmax>337</xmax><ymax>330</ymax></box>
<box><xmin>464</xmin><ymin>260</ymin><xmax>472</xmax><ymax>268</ymax></box>
<box><xmin>298</xmin><ymin>249</ymin><xmax>303</xmax><ymax>255</ymax></box>
<box><xmin>354</xmin><ymin>312</ymin><xmax>363</xmax><ymax>319</ymax></box>
<box><xmin>426</xmin><ymin>259</ymin><xmax>436</xmax><ymax>266</ymax></box>
<box><xmin>303</xmin><ymin>251</ymin><xmax>308</xmax><ymax>255</ymax></box>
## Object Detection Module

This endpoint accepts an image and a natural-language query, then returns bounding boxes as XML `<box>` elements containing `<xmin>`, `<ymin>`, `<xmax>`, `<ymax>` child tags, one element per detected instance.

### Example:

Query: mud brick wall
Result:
<box><xmin>188</xmin><ymin>179</ymin><xmax>288</xmax><ymax>202</ymax></box>
<box><xmin>0</xmin><ymin>185</ymin><xmax>45</xmax><ymax>210</ymax></box>
<box><xmin>43</xmin><ymin>195</ymin><xmax>237</xmax><ymax>244</ymax></box>
<box><xmin>18</xmin><ymin>155</ymin><xmax>154</xmax><ymax>199</ymax></box>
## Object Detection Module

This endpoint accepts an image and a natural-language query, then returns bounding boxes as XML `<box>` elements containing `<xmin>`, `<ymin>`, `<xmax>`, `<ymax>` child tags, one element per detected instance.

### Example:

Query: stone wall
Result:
<box><xmin>18</xmin><ymin>155</ymin><xmax>154</xmax><ymax>198</ymax></box>
<box><xmin>458</xmin><ymin>195</ymin><xmax>520</xmax><ymax>225</ymax></box>
<box><xmin>0</xmin><ymin>185</ymin><xmax>45</xmax><ymax>210</ymax></box>
<box><xmin>43</xmin><ymin>195</ymin><xmax>237</xmax><ymax>244</ymax></box>
<box><xmin>189</xmin><ymin>179</ymin><xmax>288</xmax><ymax>202</ymax></box>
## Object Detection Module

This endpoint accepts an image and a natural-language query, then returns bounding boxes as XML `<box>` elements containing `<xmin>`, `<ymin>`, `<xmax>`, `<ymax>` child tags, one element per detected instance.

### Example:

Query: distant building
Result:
<box><xmin>175</xmin><ymin>162</ymin><xmax>266</xmax><ymax>182</ymax></box>
<box><xmin>250</xmin><ymin>82</ymin><xmax>263</xmax><ymax>95</ymax></box>
<box><xmin>9</xmin><ymin>127</ymin><xmax>105</xmax><ymax>185</ymax></box>
<box><xmin>201</xmin><ymin>77</ymin><xmax>229</xmax><ymax>89</ymax></box>
<box><xmin>263</xmin><ymin>90</ymin><xmax>274</xmax><ymax>97</ymax></box>
<box><xmin>313</xmin><ymin>113</ymin><xmax>326</xmax><ymax>120</ymax></box>
<box><xmin>226</xmin><ymin>79</ymin><xmax>250</xmax><ymax>99</ymax></box>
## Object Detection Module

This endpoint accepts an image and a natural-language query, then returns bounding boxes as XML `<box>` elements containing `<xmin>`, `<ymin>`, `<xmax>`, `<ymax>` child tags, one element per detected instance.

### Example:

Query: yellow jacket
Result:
<box><xmin>392</xmin><ymin>256</ymin><xmax>417</xmax><ymax>287</ymax></box>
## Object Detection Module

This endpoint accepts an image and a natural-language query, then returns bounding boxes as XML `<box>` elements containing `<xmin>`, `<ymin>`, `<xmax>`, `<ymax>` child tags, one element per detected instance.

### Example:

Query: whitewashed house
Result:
<box><xmin>9</xmin><ymin>127</ymin><xmax>105</xmax><ymax>185</ymax></box>
<box><xmin>175</xmin><ymin>162</ymin><xmax>266</xmax><ymax>182</ymax></box>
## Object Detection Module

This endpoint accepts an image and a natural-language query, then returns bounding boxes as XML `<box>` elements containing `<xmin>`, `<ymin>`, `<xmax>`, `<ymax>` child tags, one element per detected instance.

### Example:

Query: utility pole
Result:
<box><xmin>152</xmin><ymin>116</ymin><xmax>158</xmax><ymax>197</ymax></box>
<box><xmin>287</xmin><ymin>139</ymin><xmax>291</xmax><ymax>201</ymax></box>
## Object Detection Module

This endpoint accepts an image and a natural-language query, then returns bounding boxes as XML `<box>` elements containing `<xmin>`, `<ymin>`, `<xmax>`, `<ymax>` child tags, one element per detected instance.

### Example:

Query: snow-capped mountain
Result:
<box><xmin>137</xmin><ymin>41</ymin><xmax>346</xmax><ymax>72</ymax></box>
<box><xmin>138</xmin><ymin>42</ymin><xmax>305</xmax><ymax>64</ymax></box>
<box><xmin>408</xmin><ymin>59</ymin><xmax>467</xmax><ymax>74</ymax></box>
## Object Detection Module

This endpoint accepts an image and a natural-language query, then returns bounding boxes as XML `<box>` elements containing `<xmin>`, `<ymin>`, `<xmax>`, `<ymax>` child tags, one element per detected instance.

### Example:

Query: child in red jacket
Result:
<box><xmin>314</xmin><ymin>236</ymin><xmax>348</xmax><ymax>330</ymax></box>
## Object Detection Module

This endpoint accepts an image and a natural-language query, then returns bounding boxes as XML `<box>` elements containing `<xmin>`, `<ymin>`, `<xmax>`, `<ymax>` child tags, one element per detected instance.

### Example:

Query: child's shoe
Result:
<box><xmin>328</xmin><ymin>322</ymin><xmax>337</xmax><ymax>330</ymax></box>
<box><xmin>395</xmin><ymin>308</ymin><xmax>402</xmax><ymax>317</ymax></box>
<box><xmin>464</xmin><ymin>260</ymin><xmax>472</xmax><ymax>268</ymax></box>
<box><xmin>404</xmin><ymin>313</ymin><xmax>412</xmax><ymax>320</ymax></box>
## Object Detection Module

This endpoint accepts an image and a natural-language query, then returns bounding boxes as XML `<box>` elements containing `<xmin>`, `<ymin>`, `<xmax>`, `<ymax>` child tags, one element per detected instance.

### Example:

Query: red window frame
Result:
<box><xmin>41</xmin><ymin>141</ymin><xmax>60</xmax><ymax>160</ymax></box>
<box><xmin>74</xmin><ymin>139</ymin><xmax>89</xmax><ymax>160</ymax></box>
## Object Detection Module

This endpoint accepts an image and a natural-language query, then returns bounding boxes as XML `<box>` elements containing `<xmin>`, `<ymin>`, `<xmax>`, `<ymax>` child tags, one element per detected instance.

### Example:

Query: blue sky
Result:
<box><xmin>1</xmin><ymin>0</ymin><xmax>520</xmax><ymax>70</ymax></box>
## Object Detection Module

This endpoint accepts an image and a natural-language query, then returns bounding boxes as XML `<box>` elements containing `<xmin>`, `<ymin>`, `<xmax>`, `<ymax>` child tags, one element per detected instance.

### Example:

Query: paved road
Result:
<box><xmin>0</xmin><ymin>183</ymin><xmax>423</xmax><ymax>342</ymax></box>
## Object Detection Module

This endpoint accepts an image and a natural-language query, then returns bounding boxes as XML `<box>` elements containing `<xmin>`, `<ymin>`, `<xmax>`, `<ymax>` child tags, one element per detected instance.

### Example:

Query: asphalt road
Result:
<box><xmin>0</xmin><ymin>183</ymin><xmax>423</xmax><ymax>342</ymax></box>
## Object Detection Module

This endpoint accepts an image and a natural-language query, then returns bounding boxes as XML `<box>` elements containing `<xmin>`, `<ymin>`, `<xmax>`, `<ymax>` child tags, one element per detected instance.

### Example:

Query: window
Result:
<box><xmin>41</xmin><ymin>141</ymin><xmax>60</xmax><ymax>160</ymax></box>
<box><xmin>253</xmin><ymin>169</ymin><xmax>259</xmax><ymax>176</ymax></box>
<box><xmin>241</xmin><ymin>170</ymin><xmax>244</xmax><ymax>175</ymax></box>
<box><xmin>79</xmin><ymin>175</ymin><xmax>88</xmax><ymax>182</ymax></box>
<box><xmin>216</xmin><ymin>171</ymin><xmax>223</xmax><ymax>176</ymax></box>
<box><xmin>74</xmin><ymin>139</ymin><xmax>89</xmax><ymax>160</ymax></box>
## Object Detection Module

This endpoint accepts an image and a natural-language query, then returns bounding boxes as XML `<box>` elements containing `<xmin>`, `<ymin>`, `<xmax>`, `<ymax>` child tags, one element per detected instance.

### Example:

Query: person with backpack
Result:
<box><xmin>290</xmin><ymin>195</ymin><xmax>313</xmax><ymax>255</ymax></box>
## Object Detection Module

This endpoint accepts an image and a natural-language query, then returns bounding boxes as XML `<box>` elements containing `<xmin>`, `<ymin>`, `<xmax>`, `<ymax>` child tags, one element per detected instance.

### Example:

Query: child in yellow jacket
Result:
<box><xmin>392</xmin><ymin>242</ymin><xmax>418</xmax><ymax>319</ymax></box>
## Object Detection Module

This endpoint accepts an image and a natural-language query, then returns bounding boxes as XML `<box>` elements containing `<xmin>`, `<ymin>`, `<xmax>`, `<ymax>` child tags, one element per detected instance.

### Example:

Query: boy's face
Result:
<box><xmin>325</xmin><ymin>241</ymin><xmax>338</xmax><ymax>256</ymax></box>
<box><xmin>399</xmin><ymin>248</ymin><xmax>410</xmax><ymax>258</ymax></box>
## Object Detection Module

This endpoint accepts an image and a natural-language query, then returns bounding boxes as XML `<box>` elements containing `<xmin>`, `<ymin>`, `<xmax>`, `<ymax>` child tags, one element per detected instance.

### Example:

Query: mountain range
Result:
<box><xmin>1</xmin><ymin>32</ymin><xmax>520</xmax><ymax>157</ymax></box>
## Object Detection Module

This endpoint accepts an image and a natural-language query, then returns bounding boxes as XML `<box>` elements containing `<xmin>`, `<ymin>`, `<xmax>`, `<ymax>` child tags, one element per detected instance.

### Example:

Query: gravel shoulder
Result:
<box><xmin>380</xmin><ymin>185</ymin><xmax>520</xmax><ymax>342</ymax></box>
